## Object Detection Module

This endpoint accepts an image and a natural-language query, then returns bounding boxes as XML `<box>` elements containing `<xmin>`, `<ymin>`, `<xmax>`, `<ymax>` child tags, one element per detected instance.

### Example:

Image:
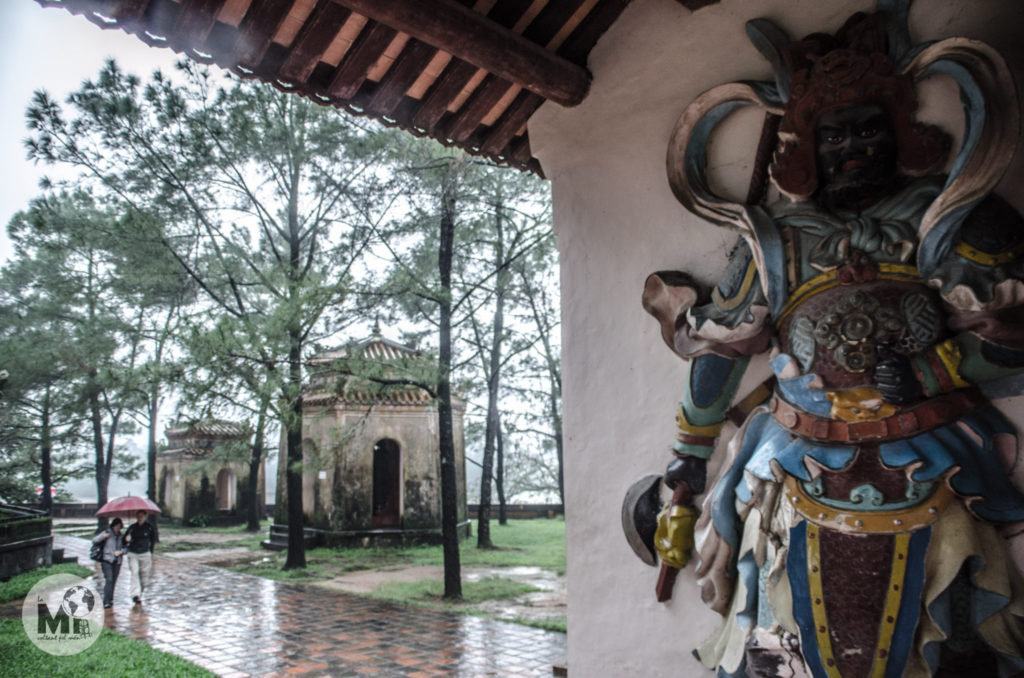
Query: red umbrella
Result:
<box><xmin>95</xmin><ymin>495</ymin><xmax>162</xmax><ymax>518</ymax></box>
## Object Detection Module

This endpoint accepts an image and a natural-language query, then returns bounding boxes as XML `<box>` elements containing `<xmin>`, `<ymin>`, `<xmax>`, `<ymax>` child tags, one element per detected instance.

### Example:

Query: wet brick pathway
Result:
<box><xmin>47</xmin><ymin>536</ymin><xmax>566</xmax><ymax>677</ymax></box>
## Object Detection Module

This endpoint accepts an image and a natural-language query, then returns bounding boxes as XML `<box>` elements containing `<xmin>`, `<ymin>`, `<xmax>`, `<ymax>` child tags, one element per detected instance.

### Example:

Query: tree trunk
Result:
<box><xmin>438</xmin><ymin>162</ymin><xmax>462</xmax><ymax>599</ymax></box>
<box><xmin>104</xmin><ymin>411</ymin><xmax>122</xmax><ymax>500</ymax></box>
<box><xmin>535</xmin><ymin>289</ymin><xmax>565</xmax><ymax>508</ymax></box>
<box><xmin>550</xmin><ymin>374</ymin><xmax>564</xmax><ymax>508</ymax></box>
<box><xmin>283</xmin><ymin>162</ymin><xmax>307</xmax><ymax>570</ymax></box>
<box><xmin>40</xmin><ymin>384</ymin><xmax>53</xmax><ymax>514</ymax></box>
<box><xmin>283</xmin><ymin>347</ymin><xmax>307</xmax><ymax>569</ymax></box>
<box><xmin>477</xmin><ymin>198</ymin><xmax>506</xmax><ymax>549</ymax></box>
<box><xmin>89</xmin><ymin>373</ymin><xmax>108</xmax><ymax>531</ymax></box>
<box><xmin>496</xmin><ymin>415</ymin><xmax>507</xmax><ymax>525</ymax></box>
<box><xmin>147</xmin><ymin>389</ymin><xmax>159</xmax><ymax>501</ymax></box>
<box><xmin>247</xmin><ymin>402</ymin><xmax>268</xmax><ymax>532</ymax></box>
<box><xmin>148</xmin><ymin>294</ymin><xmax>174</xmax><ymax>502</ymax></box>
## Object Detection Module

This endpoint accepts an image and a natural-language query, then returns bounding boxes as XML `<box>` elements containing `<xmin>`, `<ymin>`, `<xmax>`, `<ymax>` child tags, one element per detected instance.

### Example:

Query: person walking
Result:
<box><xmin>123</xmin><ymin>510</ymin><xmax>158</xmax><ymax>605</ymax></box>
<box><xmin>92</xmin><ymin>518</ymin><xmax>125</xmax><ymax>609</ymax></box>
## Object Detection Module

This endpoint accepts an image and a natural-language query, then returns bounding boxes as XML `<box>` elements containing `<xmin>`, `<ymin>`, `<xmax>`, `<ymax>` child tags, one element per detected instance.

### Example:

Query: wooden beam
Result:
<box><xmin>327</xmin><ymin>22</ymin><xmax>398</xmax><ymax>101</ymax></box>
<box><xmin>411</xmin><ymin>59</ymin><xmax>479</xmax><ymax>131</ymax></box>
<box><xmin>280</xmin><ymin>0</ymin><xmax>351</xmax><ymax>84</ymax></box>
<box><xmin>509</xmin><ymin>136</ymin><xmax>533</xmax><ymax>165</ymax></box>
<box><xmin>235</xmin><ymin>0</ymin><xmax>293</xmax><ymax>68</ymax></box>
<box><xmin>445</xmin><ymin>0</ymin><xmax>585</xmax><ymax>145</ymax></box>
<box><xmin>367</xmin><ymin>39</ymin><xmax>438</xmax><ymax>116</ymax></box>
<box><xmin>443</xmin><ymin>75</ymin><xmax>513</xmax><ymax>143</ymax></box>
<box><xmin>173</xmin><ymin>0</ymin><xmax>225</xmax><ymax>45</ymax></box>
<box><xmin>114</xmin><ymin>0</ymin><xmax>152</xmax><ymax>26</ymax></box>
<box><xmin>559</xmin><ymin>0</ymin><xmax>632</xmax><ymax>63</ymax></box>
<box><xmin>410</xmin><ymin>0</ymin><xmax>533</xmax><ymax>132</ymax></box>
<box><xmin>480</xmin><ymin>90</ymin><xmax>543</xmax><ymax>155</ymax></box>
<box><xmin>327</xmin><ymin>0</ymin><xmax>591</xmax><ymax>107</ymax></box>
<box><xmin>144</xmin><ymin>0</ymin><xmax>181</xmax><ymax>41</ymax></box>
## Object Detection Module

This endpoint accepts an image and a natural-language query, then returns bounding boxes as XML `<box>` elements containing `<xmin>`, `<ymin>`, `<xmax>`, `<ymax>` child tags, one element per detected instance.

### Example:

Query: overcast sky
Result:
<box><xmin>0</xmin><ymin>2</ymin><xmax>184</xmax><ymax>264</ymax></box>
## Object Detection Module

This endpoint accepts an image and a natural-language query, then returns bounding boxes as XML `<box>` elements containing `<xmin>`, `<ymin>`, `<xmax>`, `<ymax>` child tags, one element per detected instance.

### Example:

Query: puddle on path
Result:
<box><xmin>163</xmin><ymin>546</ymin><xmax>253</xmax><ymax>562</ymax></box>
<box><xmin>318</xmin><ymin>564</ymin><xmax>567</xmax><ymax>626</ymax></box>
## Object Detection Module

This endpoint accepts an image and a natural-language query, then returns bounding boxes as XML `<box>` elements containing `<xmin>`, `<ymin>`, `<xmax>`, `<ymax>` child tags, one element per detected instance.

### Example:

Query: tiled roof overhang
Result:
<box><xmin>306</xmin><ymin>335</ymin><xmax>435</xmax><ymax>406</ymax></box>
<box><xmin>166</xmin><ymin>419</ymin><xmax>250</xmax><ymax>439</ymax></box>
<box><xmin>39</xmin><ymin>0</ymin><xmax>637</xmax><ymax>174</ymax></box>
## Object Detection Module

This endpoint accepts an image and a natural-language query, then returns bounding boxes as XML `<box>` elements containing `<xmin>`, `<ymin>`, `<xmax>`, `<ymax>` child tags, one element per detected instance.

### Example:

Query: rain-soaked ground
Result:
<box><xmin>154</xmin><ymin>527</ymin><xmax>567</xmax><ymax>629</ymax></box>
<box><xmin>314</xmin><ymin>564</ymin><xmax>567</xmax><ymax>628</ymax></box>
<box><xmin>42</xmin><ymin>535</ymin><xmax>567</xmax><ymax>677</ymax></box>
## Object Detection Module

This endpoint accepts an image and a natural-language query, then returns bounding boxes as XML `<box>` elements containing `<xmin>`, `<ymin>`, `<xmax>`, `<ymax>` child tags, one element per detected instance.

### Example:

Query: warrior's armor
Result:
<box><xmin>643</xmin><ymin>7</ymin><xmax>1024</xmax><ymax>677</ymax></box>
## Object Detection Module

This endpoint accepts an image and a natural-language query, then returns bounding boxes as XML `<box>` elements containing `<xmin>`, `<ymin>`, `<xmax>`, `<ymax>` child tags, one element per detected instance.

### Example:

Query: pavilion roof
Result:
<box><xmin>39</xmin><ymin>0</ymin><xmax>654</xmax><ymax>174</ymax></box>
<box><xmin>305</xmin><ymin>328</ymin><xmax>445</xmax><ymax>407</ymax></box>
<box><xmin>163</xmin><ymin>419</ymin><xmax>251</xmax><ymax>456</ymax></box>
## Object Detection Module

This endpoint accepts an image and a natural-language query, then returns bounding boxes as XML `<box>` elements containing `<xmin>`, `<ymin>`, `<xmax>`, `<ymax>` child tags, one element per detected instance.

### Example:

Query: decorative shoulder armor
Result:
<box><xmin>690</xmin><ymin>237</ymin><xmax>768</xmax><ymax>332</ymax></box>
<box><xmin>932</xmin><ymin>194</ymin><xmax>1024</xmax><ymax>311</ymax></box>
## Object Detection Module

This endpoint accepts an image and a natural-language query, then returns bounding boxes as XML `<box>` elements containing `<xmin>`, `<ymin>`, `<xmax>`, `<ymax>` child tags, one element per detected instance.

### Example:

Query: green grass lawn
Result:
<box><xmin>0</xmin><ymin>564</ymin><xmax>94</xmax><ymax>604</ymax></box>
<box><xmin>142</xmin><ymin>519</ymin><xmax>270</xmax><ymax>553</ymax></box>
<box><xmin>370</xmin><ymin>575</ymin><xmax>539</xmax><ymax>605</ymax></box>
<box><xmin>0</xmin><ymin>564</ymin><xmax>212</xmax><ymax>677</ymax></box>
<box><xmin>222</xmin><ymin>517</ymin><xmax>566</xmax><ymax>582</ymax></box>
<box><xmin>159</xmin><ymin>537</ymin><xmax>262</xmax><ymax>552</ymax></box>
<box><xmin>415</xmin><ymin>518</ymin><xmax>566</xmax><ymax>573</ymax></box>
<box><xmin>215</xmin><ymin>518</ymin><xmax>568</xmax><ymax>632</ymax></box>
<box><xmin>0</xmin><ymin>618</ymin><xmax>213</xmax><ymax>678</ymax></box>
<box><xmin>156</xmin><ymin>518</ymin><xmax>271</xmax><ymax>537</ymax></box>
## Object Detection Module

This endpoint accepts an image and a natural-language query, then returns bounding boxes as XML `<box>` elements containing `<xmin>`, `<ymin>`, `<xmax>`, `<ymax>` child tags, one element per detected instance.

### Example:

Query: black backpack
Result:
<box><xmin>90</xmin><ymin>535</ymin><xmax>106</xmax><ymax>562</ymax></box>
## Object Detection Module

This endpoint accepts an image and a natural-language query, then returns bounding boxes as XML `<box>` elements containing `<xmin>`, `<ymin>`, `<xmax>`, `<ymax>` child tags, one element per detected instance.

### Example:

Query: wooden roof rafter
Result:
<box><xmin>38</xmin><ymin>0</ymin><xmax>721</xmax><ymax>173</ymax></box>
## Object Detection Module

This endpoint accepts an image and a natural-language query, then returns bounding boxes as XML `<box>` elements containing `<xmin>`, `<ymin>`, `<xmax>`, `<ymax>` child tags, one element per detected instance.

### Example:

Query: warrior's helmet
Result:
<box><xmin>770</xmin><ymin>12</ymin><xmax>951</xmax><ymax>200</ymax></box>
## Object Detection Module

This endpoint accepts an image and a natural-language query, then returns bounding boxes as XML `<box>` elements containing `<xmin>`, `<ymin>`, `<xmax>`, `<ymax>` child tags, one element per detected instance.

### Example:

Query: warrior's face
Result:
<box><xmin>814</xmin><ymin>104</ymin><xmax>899</xmax><ymax>209</ymax></box>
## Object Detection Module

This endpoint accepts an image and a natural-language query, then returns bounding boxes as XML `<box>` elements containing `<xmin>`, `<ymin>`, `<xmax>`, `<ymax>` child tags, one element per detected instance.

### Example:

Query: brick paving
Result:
<box><xmin>50</xmin><ymin>535</ymin><xmax>566</xmax><ymax>677</ymax></box>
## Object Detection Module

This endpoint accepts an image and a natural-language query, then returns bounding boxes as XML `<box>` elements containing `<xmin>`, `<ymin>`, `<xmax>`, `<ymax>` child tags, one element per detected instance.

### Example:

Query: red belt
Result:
<box><xmin>769</xmin><ymin>389</ymin><xmax>982</xmax><ymax>444</ymax></box>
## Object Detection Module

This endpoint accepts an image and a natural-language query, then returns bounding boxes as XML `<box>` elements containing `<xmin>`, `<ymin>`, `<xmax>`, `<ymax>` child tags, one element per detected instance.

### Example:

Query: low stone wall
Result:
<box><xmin>19</xmin><ymin>502</ymin><xmax>277</xmax><ymax>521</ymax></box>
<box><xmin>0</xmin><ymin>536</ymin><xmax>53</xmax><ymax>580</ymax></box>
<box><xmin>0</xmin><ymin>505</ymin><xmax>53</xmax><ymax>580</ymax></box>
<box><xmin>467</xmin><ymin>504</ymin><xmax>564</xmax><ymax>519</ymax></box>
<box><xmin>262</xmin><ymin>520</ymin><xmax>472</xmax><ymax>551</ymax></box>
<box><xmin>24</xmin><ymin>502</ymin><xmax>96</xmax><ymax>518</ymax></box>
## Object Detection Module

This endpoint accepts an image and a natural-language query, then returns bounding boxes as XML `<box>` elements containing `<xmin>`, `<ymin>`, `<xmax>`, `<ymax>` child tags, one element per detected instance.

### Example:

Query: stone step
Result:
<box><xmin>261</xmin><ymin>524</ymin><xmax>322</xmax><ymax>551</ymax></box>
<box><xmin>50</xmin><ymin>547</ymin><xmax>79</xmax><ymax>565</ymax></box>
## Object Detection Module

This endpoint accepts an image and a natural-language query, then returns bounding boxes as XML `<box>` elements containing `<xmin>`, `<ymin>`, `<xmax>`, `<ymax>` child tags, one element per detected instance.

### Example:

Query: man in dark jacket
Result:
<box><xmin>123</xmin><ymin>510</ymin><xmax>158</xmax><ymax>604</ymax></box>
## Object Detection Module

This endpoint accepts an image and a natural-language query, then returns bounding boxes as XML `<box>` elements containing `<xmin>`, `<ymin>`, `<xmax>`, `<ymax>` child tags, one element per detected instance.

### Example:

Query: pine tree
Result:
<box><xmin>3</xmin><ymin>193</ymin><xmax>145</xmax><ymax>523</ymax></box>
<box><xmin>28</xmin><ymin>60</ymin><xmax>390</xmax><ymax>563</ymax></box>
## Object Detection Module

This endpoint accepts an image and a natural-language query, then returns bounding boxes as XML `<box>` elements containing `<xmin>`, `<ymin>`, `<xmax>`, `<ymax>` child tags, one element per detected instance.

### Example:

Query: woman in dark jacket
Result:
<box><xmin>92</xmin><ymin>518</ymin><xmax>125</xmax><ymax>609</ymax></box>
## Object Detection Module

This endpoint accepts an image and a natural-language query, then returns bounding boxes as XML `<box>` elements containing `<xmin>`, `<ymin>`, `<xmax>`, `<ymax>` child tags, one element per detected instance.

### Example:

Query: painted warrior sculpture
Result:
<box><xmin>629</xmin><ymin>4</ymin><xmax>1024</xmax><ymax>677</ymax></box>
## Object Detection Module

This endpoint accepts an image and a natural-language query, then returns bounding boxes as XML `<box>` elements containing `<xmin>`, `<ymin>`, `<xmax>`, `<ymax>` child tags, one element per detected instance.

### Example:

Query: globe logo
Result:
<box><xmin>61</xmin><ymin>586</ymin><xmax>96</xmax><ymax>618</ymax></box>
<box><xmin>22</xmin><ymin>574</ymin><xmax>104</xmax><ymax>655</ymax></box>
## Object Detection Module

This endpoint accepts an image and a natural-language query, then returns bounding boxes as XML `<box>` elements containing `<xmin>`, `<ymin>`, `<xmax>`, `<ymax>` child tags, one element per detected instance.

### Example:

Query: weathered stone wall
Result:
<box><xmin>297</xmin><ymin>401</ymin><xmax>467</xmax><ymax>532</ymax></box>
<box><xmin>529</xmin><ymin>0</ymin><xmax>1024</xmax><ymax>675</ymax></box>
<box><xmin>0</xmin><ymin>514</ymin><xmax>52</xmax><ymax>579</ymax></box>
<box><xmin>157</xmin><ymin>455</ymin><xmax>262</xmax><ymax>525</ymax></box>
<box><xmin>158</xmin><ymin>461</ymin><xmax>186</xmax><ymax>520</ymax></box>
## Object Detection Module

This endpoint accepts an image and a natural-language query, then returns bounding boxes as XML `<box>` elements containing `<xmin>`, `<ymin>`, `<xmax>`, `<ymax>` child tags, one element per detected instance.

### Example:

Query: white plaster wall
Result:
<box><xmin>529</xmin><ymin>0</ymin><xmax>1024</xmax><ymax>675</ymax></box>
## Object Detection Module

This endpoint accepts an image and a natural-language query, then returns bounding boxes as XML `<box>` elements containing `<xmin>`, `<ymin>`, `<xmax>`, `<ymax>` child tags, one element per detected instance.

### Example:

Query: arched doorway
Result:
<box><xmin>163</xmin><ymin>471</ymin><xmax>173</xmax><ymax>507</ymax></box>
<box><xmin>372</xmin><ymin>439</ymin><xmax>401</xmax><ymax>527</ymax></box>
<box><xmin>216</xmin><ymin>468</ymin><xmax>235</xmax><ymax>511</ymax></box>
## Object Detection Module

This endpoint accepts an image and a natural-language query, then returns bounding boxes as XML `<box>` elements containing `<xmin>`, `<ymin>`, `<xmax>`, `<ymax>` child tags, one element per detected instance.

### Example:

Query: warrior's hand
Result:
<box><xmin>655</xmin><ymin>499</ymin><xmax>698</xmax><ymax>569</ymax></box>
<box><xmin>874</xmin><ymin>346</ymin><xmax>923</xmax><ymax>405</ymax></box>
<box><xmin>665</xmin><ymin>455</ymin><xmax>707</xmax><ymax>494</ymax></box>
<box><xmin>656</xmin><ymin>462</ymin><xmax>702</xmax><ymax>570</ymax></box>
